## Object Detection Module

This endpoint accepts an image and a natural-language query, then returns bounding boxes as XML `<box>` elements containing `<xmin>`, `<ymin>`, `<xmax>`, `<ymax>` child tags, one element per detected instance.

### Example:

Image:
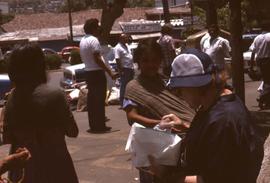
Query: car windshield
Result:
<box><xmin>63</xmin><ymin>70</ymin><xmax>73</xmax><ymax>80</ymax></box>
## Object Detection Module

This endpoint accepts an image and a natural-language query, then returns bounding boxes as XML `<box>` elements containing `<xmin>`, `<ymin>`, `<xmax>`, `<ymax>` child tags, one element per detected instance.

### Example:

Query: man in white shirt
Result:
<box><xmin>114</xmin><ymin>34</ymin><xmax>134</xmax><ymax>106</ymax></box>
<box><xmin>157</xmin><ymin>24</ymin><xmax>176</xmax><ymax>77</ymax></box>
<box><xmin>250</xmin><ymin>27</ymin><xmax>270</xmax><ymax>108</ymax></box>
<box><xmin>80</xmin><ymin>18</ymin><xmax>117</xmax><ymax>133</ymax></box>
<box><xmin>201</xmin><ymin>24</ymin><xmax>231</xmax><ymax>69</ymax></box>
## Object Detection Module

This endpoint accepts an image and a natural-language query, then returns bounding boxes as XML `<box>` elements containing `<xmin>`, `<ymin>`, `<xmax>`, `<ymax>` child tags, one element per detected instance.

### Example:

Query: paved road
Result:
<box><xmin>0</xmin><ymin>70</ymin><xmax>269</xmax><ymax>183</ymax></box>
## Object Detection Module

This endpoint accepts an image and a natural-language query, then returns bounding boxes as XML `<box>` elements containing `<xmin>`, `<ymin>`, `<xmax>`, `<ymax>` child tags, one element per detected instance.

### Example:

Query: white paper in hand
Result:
<box><xmin>125</xmin><ymin>123</ymin><xmax>181</xmax><ymax>167</ymax></box>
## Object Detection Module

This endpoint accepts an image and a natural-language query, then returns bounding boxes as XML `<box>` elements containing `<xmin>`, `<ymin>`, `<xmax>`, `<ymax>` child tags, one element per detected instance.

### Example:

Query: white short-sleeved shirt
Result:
<box><xmin>79</xmin><ymin>34</ymin><xmax>102</xmax><ymax>71</ymax></box>
<box><xmin>114</xmin><ymin>43</ymin><xmax>134</xmax><ymax>69</ymax></box>
<box><xmin>249</xmin><ymin>32</ymin><xmax>270</xmax><ymax>59</ymax></box>
<box><xmin>201</xmin><ymin>36</ymin><xmax>231</xmax><ymax>66</ymax></box>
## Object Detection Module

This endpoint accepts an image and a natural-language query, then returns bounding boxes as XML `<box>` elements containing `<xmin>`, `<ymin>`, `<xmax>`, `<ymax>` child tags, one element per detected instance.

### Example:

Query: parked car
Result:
<box><xmin>0</xmin><ymin>74</ymin><xmax>11</xmax><ymax>103</ymax></box>
<box><xmin>58</xmin><ymin>46</ymin><xmax>80</xmax><ymax>63</ymax></box>
<box><xmin>60</xmin><ymin>58</ymin><xmax>118</xmax><ymax>91</ymax></box>
<box><xmin>60</xmin><ymin>63</ymin><xmax>86</xmax><ymax>92</ymax></box>
<box><xmin>42</xmin><ymin>48</ymin><xmax>58</xmax><ymax>56</ymax></box>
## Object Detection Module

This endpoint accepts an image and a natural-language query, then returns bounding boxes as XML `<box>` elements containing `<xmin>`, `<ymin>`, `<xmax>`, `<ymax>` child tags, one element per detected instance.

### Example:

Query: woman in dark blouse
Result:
<box><xmin>3</xmin><ymin>44</ymin><xmax>79</xmax><ymax>183</ymax></box>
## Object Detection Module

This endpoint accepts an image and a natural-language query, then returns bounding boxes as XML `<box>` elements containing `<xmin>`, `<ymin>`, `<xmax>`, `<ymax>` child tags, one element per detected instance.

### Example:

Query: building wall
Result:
<box><xmin>155</xmin><ymin>0</ymin><xmax>188</xmax><ymax>7</ymax></box>
<box><xmin>0</xmin><ymin>2</ymin><xmax>9</xmax><ymax>14</ymax></box>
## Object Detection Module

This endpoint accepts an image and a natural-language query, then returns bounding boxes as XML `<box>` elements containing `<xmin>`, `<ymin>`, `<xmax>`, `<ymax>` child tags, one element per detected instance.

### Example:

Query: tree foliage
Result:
<box><xmin>193</xmin><ymin>0</ymin><xmax>257</xmax><ymax>31</ymax></box>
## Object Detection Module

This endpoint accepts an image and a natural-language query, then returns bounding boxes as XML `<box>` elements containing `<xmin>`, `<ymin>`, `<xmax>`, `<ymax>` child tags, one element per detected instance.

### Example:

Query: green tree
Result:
<box><xmin>192</xmin><ymin>0</ymin><xmax>254</xmax><ymax>31</ymax></box>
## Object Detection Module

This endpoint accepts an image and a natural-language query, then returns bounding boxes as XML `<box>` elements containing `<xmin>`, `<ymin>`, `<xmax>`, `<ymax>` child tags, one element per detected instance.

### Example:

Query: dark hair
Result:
<box><xmin>208</xmin><ymin>24</ymin><xmax>220</xmax><ymax>32</ymax></box>
<box><xmin>133</xmin><ymin>38</ymin><xmax>163</xmax><ymax>66</ymax></box>
<box><xmin>161</xmin><ymin>24</ymin><xmax>173</xmax><ymax>35</ymax></box>
<box><xmin>261</xmin><ymin>23</ymin><xmax>270</xmax><ymax>31</ymax></box>
<box><xmin>83</xmin><ymin>18</ymin><xmax>99</xmax><ymax>34</ymax></box>
<box><xmin>8</xmin><ymin>43</ymin><xmax>47</xmax><ymax>87</ymax></box>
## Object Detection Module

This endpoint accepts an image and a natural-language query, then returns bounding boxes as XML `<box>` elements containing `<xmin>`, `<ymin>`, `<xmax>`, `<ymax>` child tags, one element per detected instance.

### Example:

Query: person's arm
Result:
<box><xmin>169</xmin><ymin>37</ymin><xmax>176</xmax><ymax>50</ymax></box>
<box><xmin>125</xmin><ymin>106</ymin><xmax>160</xmax><ymax>128</ymax></box>
<box><xmin>0</xmin><ymin>148</ymin><xmax>31</xmax><ymax>175</ymax></box>
<box><xmin>181</xmin><ymin>176</ymin><xmax>204</xmax><ymax>183</ymax></box>
<box><xmin>249</xmin><ymin>37</ymin><xmax>258</xmax><ymax>69</ymax></box>
<box><xmin>250</xmin><ymin>51</ymin><xmax>256</xmax><ymax>69</ymax></box>
<box><xmin>57</xmin><ymin>91</ymin><xmax>79</xmax><ymax>138</ymax></box>
<box><xmin>222</xmin><ymin>39</ymin><xmax>231</xmax><ymax>58</ymax></box>
<box><xmin>114</xmin><ymin>47</ymin><xmax>123</xmax><ymax>73</ymax></box>
<box><xmin>93</xmin><ymin>51</ymin><xmax>117</xmax><ymax>80</ymax></box>
<box><xmin>161</xmin><ymin>114</ymin><xmax>190</xmax><ymax>130</ymax></box>
<box><xmin>115</xmin><ymin>58</ymin><xmax>123</xmax><ymax>73</ymax></box>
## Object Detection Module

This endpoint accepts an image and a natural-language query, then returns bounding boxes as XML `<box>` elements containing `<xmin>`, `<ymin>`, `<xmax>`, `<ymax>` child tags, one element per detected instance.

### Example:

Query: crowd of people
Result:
<box><xmin>0</xmin><ymin>18</ymin><xmax>268</xmax><ymax>183</ymax></box>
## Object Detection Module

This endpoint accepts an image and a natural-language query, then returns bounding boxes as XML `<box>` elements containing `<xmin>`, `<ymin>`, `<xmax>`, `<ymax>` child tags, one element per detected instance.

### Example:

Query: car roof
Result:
<box><xmin>64</xmin><ymin>63</ymin><xmax>85</xmax><ymax>75</ymax></box>
<box><xmin>0</xmin><ymin>74</ymin><xmax>10</xmax><ymax>80</ymax></box>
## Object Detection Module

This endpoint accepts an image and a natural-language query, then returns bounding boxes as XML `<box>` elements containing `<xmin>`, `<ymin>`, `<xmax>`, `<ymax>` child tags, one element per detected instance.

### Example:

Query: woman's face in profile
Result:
<box><xmin>139</xmin><ymin>52</ymin><xmax>162</xmax><ymax>77</ymax></box>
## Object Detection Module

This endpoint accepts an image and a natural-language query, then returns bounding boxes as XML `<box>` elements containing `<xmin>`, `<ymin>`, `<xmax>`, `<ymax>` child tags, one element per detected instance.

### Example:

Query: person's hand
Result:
<box><xmin>0</xmin><ymin>148</ymin><xmax>31</xmax><ymax>174</ymax></box>
<box><xmin>158</xmin><ymin>117</ymin><xmax>175</xmax><ymax>130</ymax></box>
<box><xmin>159</xmin><ymin>114</ymin><xmax>182</xmax><ymax>129</ymax></box>
<box><xmin>161</xmin><ymin>114</ymin><xmax>189</xmax><ymax>131</ymax></box>
<box><xmin>110</xmin><ymin>72</ymin><xmax>119</xmax><ymax>80</ymax></box>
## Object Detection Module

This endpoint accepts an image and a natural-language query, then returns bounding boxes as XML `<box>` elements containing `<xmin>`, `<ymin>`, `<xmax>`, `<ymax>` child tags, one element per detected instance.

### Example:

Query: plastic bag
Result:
<box><xmin>125</xmin><ymin>123</ymin><xmax>181</xmax><ymax>167</ymax></box>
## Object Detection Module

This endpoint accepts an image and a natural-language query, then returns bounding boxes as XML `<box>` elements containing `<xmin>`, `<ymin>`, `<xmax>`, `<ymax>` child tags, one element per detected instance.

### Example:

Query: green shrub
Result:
<box><xmin>70</xmin><ymin>50</ymin><xmax>82</xmax><ymax>65</ymax></box>
<box><xmin>45</xmin><ymin>54</ymin><xmax>62</xmax><ymax>70</ymax></box>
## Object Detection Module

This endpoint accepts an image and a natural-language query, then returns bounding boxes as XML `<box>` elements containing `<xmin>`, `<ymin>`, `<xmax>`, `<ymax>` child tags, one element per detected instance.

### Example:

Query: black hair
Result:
<box><xmin>133</xmin><ymin>38</ymin><xmax>163</xmax><ymax>67</ymax></box>
<box><xmin>8</xmin><ymin>43</ymin><xmax>47</xmax><ymax>87</ymax></box>
<box><xmin>161</xmin><ymin>23</ymin><xmax>173</xmax><ymax>35</ymax></box>
<box><xmin>208</xmin><ymin>24</ymin><xmax>220</xmax><ymax>32</ymax></box>
<box><xmin>83</xmin><ymin>18</ymin><xmax>99</xmax><ymax>34</ymax></box>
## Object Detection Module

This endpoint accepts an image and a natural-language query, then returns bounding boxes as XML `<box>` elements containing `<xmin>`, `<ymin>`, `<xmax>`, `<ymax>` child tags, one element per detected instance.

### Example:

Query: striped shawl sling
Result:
<box><xmin>125</xmin><ymin>75</ymin><xmax>195</xmax><ymax>124</ymax></box>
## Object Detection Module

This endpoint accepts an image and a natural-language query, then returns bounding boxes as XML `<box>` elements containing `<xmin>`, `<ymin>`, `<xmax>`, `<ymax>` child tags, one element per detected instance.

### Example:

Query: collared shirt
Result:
<box><xmin>201</xmin><ymin>36</ymin><xmax>231</xmax><ymax>67</ymax></box>
<box><xmin>114</xmin><ymin>43</ymin><xmax>133</xmax><ymax>69</ymax></box>
<box><xmin>157</xmin><ymin>35</ymin><xmax>176</xmax><ymax>68</ymax></box>
<box><xmin>183</xmin><ymin>94</ymin><xmax>263</xmax><ymax>183</ymax></box>
<box><xmin>250</xmin><ymin>32</ymin><xmax>270</xmax><ymax>59</ymax></box>
<box><xmin>79</xmin><ymin>34</ymin><xmax>102</xmax><ymax>71</ymax></box>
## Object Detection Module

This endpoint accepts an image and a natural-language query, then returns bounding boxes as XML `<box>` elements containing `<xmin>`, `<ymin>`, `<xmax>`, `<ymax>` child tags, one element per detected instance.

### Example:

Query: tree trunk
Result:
<box><xmin>229</xmin><ymin>0</ymin><xmax>245</xmax><ymax>102</ymax></box>
<box><xmin>67</xmin><ymin>0</ymin><xmax>73</xmax><ymax>42</ymax></box>
<box><xmin>206</xmin><ymin>0</ymin><xmax>217</xmax><ymax>26</ymax></box>
<box><xmin>162</xmin><ymin>0</ymin><xmax>170</xmax><ymax>23</ymax></box>
<box><xmin>100</xmin><ymin>0</ymin><xmax>127</xmax><ymax>44</ymax></box>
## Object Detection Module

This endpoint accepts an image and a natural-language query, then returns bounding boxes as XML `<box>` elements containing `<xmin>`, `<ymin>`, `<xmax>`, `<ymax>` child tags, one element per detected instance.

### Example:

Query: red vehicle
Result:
<box><xmin>58</xmin><ymin>46</ymin><xmax>80</xmax><ymax>63</ymax></box>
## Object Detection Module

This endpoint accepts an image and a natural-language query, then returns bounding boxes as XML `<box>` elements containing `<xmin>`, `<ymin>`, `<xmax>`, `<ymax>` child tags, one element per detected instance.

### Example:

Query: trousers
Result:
<box><xmin>120</xmin><ymin>68</ymin><xmax>134</xmax><ymax>106</ymax></box>
<box><xmin>85</xmin><ymin>70</ymin><xmax>107</xmax><ymax>130</ymax></box>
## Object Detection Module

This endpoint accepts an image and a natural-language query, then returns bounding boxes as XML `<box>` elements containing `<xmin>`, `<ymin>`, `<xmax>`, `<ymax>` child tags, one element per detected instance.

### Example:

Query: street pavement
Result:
<box><xmin>1</xmin><ymin>72</ymin><xmax>270</xmax><ymax>183</ymax></box>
